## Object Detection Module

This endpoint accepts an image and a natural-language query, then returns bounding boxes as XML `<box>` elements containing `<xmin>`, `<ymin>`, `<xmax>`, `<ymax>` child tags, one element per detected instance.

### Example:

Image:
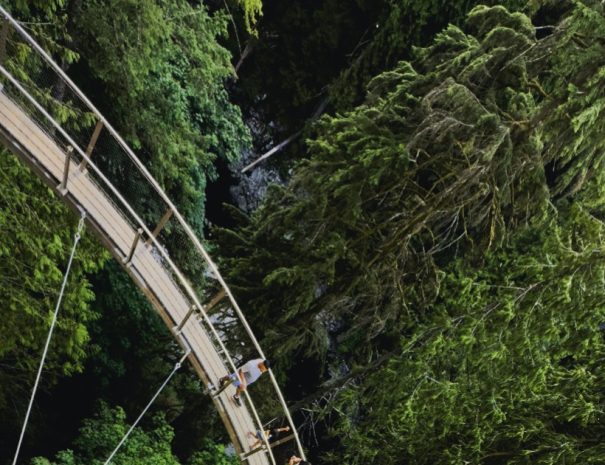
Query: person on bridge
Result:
<box><xmin>218</xmin><ymin>358</ymin><xmax>270</xmax><ymax>406</ymax></box>
<box><xmin>287</xmin><ymin>455</ymin><xmax>311</xmax><ymax>465</ymax></box>
<box><xmin>248</xmin><ymin>425</ymin><xmax>291</xmax><ymax>449</ymax></box>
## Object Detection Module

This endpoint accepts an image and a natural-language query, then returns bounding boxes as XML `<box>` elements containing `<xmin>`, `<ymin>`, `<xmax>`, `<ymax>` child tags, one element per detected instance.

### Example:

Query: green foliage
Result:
<box><xmin>235</xmin><ymin>0</ymin><xmax>263</xmax><ymax>34</ymax></box>
<box><xmin>3</xmin><ymin>1</ymin><xmax>94</xmax><ymax>135</ymax></box>
<box><xmin>30</xmin><ymin>402</ymin><xmax>236</xmax><ymax>465</ymax></box>
<box><xmin>235</xmin><ymin>0</ymin><xmax>387</xmax><ymax>133</ymax></box>
<box><xmin>235</xmin><ymin>0</ymin><xmax>528</xmax><ymax>145</ymax></box>
<box><xmin>5</xmin><ymin>0</ymin><xmax>75</xmax><ymax>58</ymax></box>
<box><xmin>75</xmin><ymin>0</ymin><xmax>250</xmax><ymax>231</ymax></box>
<box><xmin>218</xmin><ymin>4</ymin><xmax>546</xmax><ymax>364</ymax></box>
<box><xmin>217</xmin><ymin>2</ymin><xmax>605</xmax><ymax>463</ymax></box>
<box><xmin>12</xmin><ymin>0</ymin><xmax>605</xmax><ymax>464</ymax></box>
<box><xmin>31</xmin><ymin>403</ymin><xmax>180</xmax><ymax>465</ymax></box>
<box><xmin>0</xmin><ymin>0</ymin><xmax>251</xmax><ymax>461</ymax></box>
<box><xmin>0</xmin><ymin>0</ymin><xmax>250</xmax><ymax>454</ymax></box>
<box><xmin>85</xmin><ymin>261</ymin><xmax>215</xmax><ymax>438</ymax></box>
<box><xmin>0</xmin><ymin>148</ymin><xmax>107</xmax><ymax>410</ymax></box>
<box><xmin>330</xmin><ymin>0</ymin><xmax>530</xmax><ymax>109</ymax></box>
<box><xmin>330</xmin><ymin>205</ymin><xmax>605</xmax><ymax>465</ymax></box>
<box><xmin>536</xmin><ymin>0</ymin><xmax>605</xmax><ymax>201</ymax></box>
<box><xmin>187</xmin><ymin>440</ymin><xmax>238</xmax><ymax>465</ymax></box>
<box><xmin>86</xmin><ymin>261</ymin><xmax>173</xmax><ymax>388</ymax></box>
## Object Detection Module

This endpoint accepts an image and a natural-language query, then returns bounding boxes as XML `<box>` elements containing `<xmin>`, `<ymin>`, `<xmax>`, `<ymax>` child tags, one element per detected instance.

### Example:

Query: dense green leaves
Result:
<box><xmin>234</xmin><ymin>0</ymin><xmax>528</xmax><ymax>145</ymax></box>
<box><xmin>75</xmin><ymin>0</ymin><xmax>250</xmax><ymax>231</ymax></box>
<box><xmin>31</xmin><ymin>403</ymin><xmax>237</xmax><ymax>465</ymax></box>
<box><xmin>331</xmin><ymin>205</ymin><xmax>605</xmax><ymax>464</ymax></box>
<box><xmin>234</xmin><ymin>0</ymin><xmax>263</xmax><ymax>33</ymax></box>
<box><xmin>0</xmin><ymin>0</ymin><xmax>248</xmax><ymax>461</ymax></box>
<box><xmin>0</xmin><ymin>148</ymin><xmax>106</xmax><ymax>416</ymax></box>
<box><xmin>8</xmin><ymin>1</ymin><xmax>605</xmax><ymax>465</ymax></box>
<box><xmin>537</xmin><ymin>1</ymin><xmax>605</xmax><ymax>202</ymax></box>
<box><xmin>219</xmin><ymin>4</ymin><xmax>546</xmax><ymax>363</ymax></box>
<box><xmin>330</xmin><ymin>0</ymin><xmax>529</xmax><ymax>109</ymax></box>
<box><xmin>217</xmin><ymin>2</ymin><xmax>605</xmax><ymax>463</ymax></box>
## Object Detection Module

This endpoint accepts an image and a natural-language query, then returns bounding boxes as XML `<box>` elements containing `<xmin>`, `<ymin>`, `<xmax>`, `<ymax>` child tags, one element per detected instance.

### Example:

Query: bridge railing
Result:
<box><xmin>0</xmin><ymin>6</ymin><xmax>305</xmax><ymax>463</ymax></box>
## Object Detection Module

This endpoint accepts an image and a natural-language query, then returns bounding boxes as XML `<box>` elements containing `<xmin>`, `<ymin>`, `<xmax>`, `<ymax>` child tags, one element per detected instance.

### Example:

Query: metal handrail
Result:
<box><xmin>0</xmin><ymin>4</ymin><xmax>306</xmax><ymax>461</ymax></box>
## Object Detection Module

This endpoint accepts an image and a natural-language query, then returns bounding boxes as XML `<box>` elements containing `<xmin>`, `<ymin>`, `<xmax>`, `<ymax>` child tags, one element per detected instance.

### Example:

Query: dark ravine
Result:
<box><xmin>205</xmin><ymin>118</ymin><xmax>286</xmax><ymax>228</ymax></box>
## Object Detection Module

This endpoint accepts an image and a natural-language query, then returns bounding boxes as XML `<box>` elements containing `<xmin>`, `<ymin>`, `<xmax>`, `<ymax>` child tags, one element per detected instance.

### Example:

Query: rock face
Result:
<box><xmin>229</xmin><ymin>148</ymin><xmax>284</xmax><ymax>213</ymax></box>
<box><xmin>204</xmin><ymin>110</ymin><xmax>286</xmax><ymax>226</ymax></box>
<box><xmin>228</xmin><ymin>111</ymin><xmax>286</xmax><ymax>213</ymax></box>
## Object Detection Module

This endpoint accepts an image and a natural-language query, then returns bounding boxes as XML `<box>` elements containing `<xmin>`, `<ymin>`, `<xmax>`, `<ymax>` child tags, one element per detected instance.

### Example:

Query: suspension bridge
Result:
<box><xmin>0</xmin><ymin>6</ymin><xmax>305</xmax><ymax>465</ymax></box>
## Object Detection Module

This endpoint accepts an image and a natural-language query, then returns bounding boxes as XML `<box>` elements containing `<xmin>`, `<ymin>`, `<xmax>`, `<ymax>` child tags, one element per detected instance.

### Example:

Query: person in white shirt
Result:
<box><xmin>218</xmin><ymin>358</ymin><xmax>270</xmax><ymax>405</ymax></box>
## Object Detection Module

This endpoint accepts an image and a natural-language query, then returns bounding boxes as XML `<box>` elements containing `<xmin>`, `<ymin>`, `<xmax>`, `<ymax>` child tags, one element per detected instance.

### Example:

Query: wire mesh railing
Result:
<box><xmin>0</xmin><ymin>5</ymin><xmax>305</xmax><ymax>463</ymax></box>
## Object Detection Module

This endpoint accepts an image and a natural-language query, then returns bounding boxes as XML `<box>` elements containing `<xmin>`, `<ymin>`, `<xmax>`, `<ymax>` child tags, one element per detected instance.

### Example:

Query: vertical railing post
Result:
<box><xmin>146</xmin><ymin>208</ymin><xmax>173</xmax><ymax>246</ymax></box>
<box><xmin>173</xmin><ymin>304</ymin><xmax>200</xmax><ymax>335</ymax></box>
<box><xmin>58</xmin><ymin>146</ymin><xmax>73</xmax><ymax>195</ymax></box>
<box><xmin>80</xmin><ymin>119</ymin><xmax>103</xmax><ymax>171</ymax></box>
<box><xmin>205</xmin><ymin>288</ymin><xmax>226</xmax><ymax>315</ymax></box>
<box><xmin>124</xmin><ymin>228</ymin><xmax>143</xmax><ymax>266</ymax></box>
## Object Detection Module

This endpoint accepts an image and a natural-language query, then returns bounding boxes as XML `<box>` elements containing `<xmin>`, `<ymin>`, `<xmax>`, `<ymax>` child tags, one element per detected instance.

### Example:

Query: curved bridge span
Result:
<box><xmin>0</xmin><ymin>7</ymin><xmax>305</xmax><ymax>465</ymax></box>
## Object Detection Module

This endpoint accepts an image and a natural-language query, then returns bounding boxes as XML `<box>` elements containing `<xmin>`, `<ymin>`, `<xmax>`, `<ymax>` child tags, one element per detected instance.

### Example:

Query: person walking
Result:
<box><xmin>218</xmin><ymin>358</ymin><xmax>270</xmax><ymax>406</ymax></box>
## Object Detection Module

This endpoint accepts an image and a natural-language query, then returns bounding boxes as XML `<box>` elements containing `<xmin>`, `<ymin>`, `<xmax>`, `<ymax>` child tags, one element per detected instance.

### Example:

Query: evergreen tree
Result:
<box><xmin>217</xmin><ymin>2</ymin><xmax>605</xmax><ymax>462</ymax></box>
<box><xmin>329</xmin><ymin>206</ymin><xmax>605</xmax><ymax>464</ymax></box>
<box><xmin>219</xmin><ymin>4</ymin><xmax>544</xmax><ymax>365</ymax></box>
<box><xmin>232</xmin><ymin>0</ymin><xmax>527</xmax><ymax>150</ymax></box>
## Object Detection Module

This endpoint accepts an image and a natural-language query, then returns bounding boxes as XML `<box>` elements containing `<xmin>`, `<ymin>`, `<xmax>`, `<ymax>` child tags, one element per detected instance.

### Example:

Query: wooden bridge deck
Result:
<box><xmin>0</xmin><ymin>91</ymin><xmax>269</xmax><ymax>465</ymax></box>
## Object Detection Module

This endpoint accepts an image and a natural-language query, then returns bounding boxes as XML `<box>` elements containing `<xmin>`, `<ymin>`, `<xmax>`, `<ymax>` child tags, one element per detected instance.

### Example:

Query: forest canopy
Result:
<box><xmin>2</xmin><ymin>1</ymin><xmax>605</xmax><ymax>465</ymax></box>
<box><xmin>217</xmin><ymin>2</ymin><xmax>605</xmax><ymax>463</ymax></box>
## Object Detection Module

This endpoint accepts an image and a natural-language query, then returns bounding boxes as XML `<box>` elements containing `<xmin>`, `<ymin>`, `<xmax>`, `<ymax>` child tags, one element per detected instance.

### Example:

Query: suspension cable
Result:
<box><xmin>12</xmin><ymin>212</ymin><xmax>86</xmax><ymax>465</ymax></box>
<box><xmin>102</xmin><ymin>350</ymin><xmax>190</xmax><ymax>465</ymax></box>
